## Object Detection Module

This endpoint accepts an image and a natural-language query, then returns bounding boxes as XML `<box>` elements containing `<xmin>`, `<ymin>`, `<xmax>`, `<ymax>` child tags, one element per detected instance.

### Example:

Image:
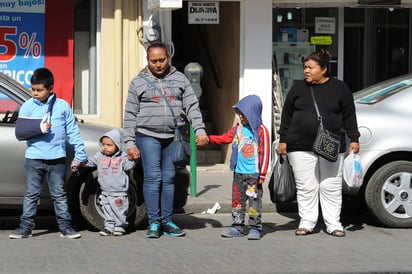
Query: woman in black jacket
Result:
<box><xmin>278</xmin><ymin>49</ymin><xmax>360</xmax><ymax>237</ymax></box>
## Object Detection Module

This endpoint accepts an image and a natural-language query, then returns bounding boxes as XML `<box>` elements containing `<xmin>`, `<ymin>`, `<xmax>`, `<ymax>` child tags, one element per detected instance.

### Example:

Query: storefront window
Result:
<box><xmin>273</xmin><ymin>6</ymin><xmax>410</xmax><ymax>95</ymax></box>
<box><xmin>272</xmin><ymin>8</ymin><xmax>338</xmax><ymax>97</ymax></box>
<box><xmin>344</xmin><ymin>8</ymin><xmax>410</xmax><ymax>91</ymax></box>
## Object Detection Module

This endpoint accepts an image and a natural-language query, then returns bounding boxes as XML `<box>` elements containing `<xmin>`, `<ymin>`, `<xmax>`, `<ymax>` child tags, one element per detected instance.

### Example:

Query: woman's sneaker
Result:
<box><xmin>60</xmin><ymin>227</ymin><xmax>81</xmax><ymax>239</ymax></box>
<box><xmin>146</xmin><ymin>223</ymin><xmax>161</xmax><ymax>239</ymax></box>
<box><xmin>162</xmin><ymin>221</ymin><xmax>185</xmax><ymax>237</ymax></box>
<box><xmin>9</xmin><ymin>227</ymin><xmax>32</xmax><ymax>239</ymax></box>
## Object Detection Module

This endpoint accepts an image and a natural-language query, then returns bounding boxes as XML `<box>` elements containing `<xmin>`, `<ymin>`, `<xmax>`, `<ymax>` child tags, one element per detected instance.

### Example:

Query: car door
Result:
<box><xmin>0</xmin><ymin>85</ymin><xmax>51</xmax><ymax>205</ymax></box>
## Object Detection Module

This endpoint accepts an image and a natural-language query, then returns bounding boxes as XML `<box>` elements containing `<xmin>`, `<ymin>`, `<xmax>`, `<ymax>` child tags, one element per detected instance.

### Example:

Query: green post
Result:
<box><xmin>190</xmin><ymin>125</ymin><xmax>197</xmax><ymax>197</ymax></box>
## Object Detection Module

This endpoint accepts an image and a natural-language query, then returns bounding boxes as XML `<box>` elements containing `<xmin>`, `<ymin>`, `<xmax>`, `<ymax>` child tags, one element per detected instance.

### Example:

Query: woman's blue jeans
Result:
<box><xmin>20</xmin><ymin>158</ymin><xmax>72</xmax><ymax>230</ymax></box>
<box><xmin>136</xmin><ymin>135</ymin><xmax>176</xmax><ymax>225</ymax></box>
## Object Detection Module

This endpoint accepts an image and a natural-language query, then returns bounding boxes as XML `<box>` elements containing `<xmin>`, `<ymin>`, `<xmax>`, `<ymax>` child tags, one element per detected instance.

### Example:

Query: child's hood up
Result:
<box><xmin>233</xmin><ymin>94</ymin><xmax>263</xmax><ymax>144</ymax></box>
<box><xmin>100</xmin><ymin>128</ymin><xmax>122</xmax><ymax>151</ymax></box>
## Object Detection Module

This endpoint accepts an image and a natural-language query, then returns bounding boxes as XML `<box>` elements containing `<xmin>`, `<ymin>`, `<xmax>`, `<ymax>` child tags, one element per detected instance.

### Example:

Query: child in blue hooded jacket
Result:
<box><xmin>208</xmin><ymin>95</ymin><xmax>270</xmax><ymax>240</ymax></box>
<box><xmin>83</xmin><ymin>128</ymin><xmax>136</xmax><ymax>236</ymax></box>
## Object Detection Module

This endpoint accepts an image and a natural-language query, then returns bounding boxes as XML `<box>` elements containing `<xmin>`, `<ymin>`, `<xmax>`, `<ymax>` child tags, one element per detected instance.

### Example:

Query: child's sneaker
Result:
<box><xmin>112</xmin><ymin>231</ymin><xmax>125</xmax><ymax>236</ymax></box>
<box><xmin>162</xmin><ymin>221</ymin><xmax>185</xmax><ymax>237</ymax></box>
<box><xmin>221</xmin><ymin>227</ymin><xmax>244</xmax><ymax>238</ymax></box>
<box><xmin>60</xmin><ymin>227</ymin><xmax>81</xmax><ymax>239</ymax></box>
<box><xmin>146</xmin><ymin>223</ymin><xmax>161</xmax><ymax>239</ymax></box>
<box><xmin>99</xmin><ymin>229</ymin><xmax>113</xmax><ymax>236</ymax></box>
<box><xmin>9</xmin><ymin>227</ymin><xmax>32</xmax><ymax>239</ymax></box>
<box><xmin>247</xmin><ymin>228</ymin><xmax>261</xmax><ymax>240</ymax></box>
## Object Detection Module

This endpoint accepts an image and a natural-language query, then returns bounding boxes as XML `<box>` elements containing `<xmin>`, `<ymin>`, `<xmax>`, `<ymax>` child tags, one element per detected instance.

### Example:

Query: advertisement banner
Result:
<box><xmin>0</xmin><ymin>0</ymin><xmax>45</xmax><ymax>88</ymax></box>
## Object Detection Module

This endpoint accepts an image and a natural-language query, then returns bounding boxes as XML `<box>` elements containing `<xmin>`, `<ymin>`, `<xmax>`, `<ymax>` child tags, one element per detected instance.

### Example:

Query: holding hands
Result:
<box><xmin>195</xmin><ymin>134</ymin><xmax>209</xmax><ymax>146</ymax></box>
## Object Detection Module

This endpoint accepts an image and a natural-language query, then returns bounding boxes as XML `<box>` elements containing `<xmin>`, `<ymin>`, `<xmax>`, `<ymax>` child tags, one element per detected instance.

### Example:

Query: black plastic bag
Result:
<box><xmin>268</xmin><ymin>152</ymin><xmax>296</xmax><ymax>203</ymax></box>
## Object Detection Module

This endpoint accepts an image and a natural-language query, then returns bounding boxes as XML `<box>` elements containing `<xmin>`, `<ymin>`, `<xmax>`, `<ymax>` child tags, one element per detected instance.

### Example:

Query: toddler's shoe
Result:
<box><xmin>221</xmin><ymin>227</ymin><xmax>244</xmax><ymax>238</ymax></box>
<box><xmin>99</xmin><ymin>229</ymin><xmax>113</xmax><ymax>236</ymax></box>
<box><xmin>247</xmin><ymin>228</ymin><xmax>261</xmax><ymax>240</ymax></box>
<box><xmin>113</xmin><ymin>231</ymin><xmax>125</xmax><ymax>236</ymax></box>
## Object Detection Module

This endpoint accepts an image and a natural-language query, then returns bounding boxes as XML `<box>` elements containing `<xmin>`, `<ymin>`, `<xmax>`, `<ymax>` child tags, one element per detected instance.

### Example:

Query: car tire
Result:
<box><xmin>78</xmin><ymin>170</ymin><xmax>146</xmax><ymax>231</ymax></box>
<box><xmin>365</xmin><ymin>160</ymin><xmax>412</xmax><ymax>228</ymax></box>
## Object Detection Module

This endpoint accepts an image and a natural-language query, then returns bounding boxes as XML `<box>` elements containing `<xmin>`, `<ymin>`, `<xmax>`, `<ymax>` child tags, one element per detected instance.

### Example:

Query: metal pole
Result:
<box><xmin>190</xmin><ymin>125</ymin><xmax>197</xmax><ymax>197</ymax></box>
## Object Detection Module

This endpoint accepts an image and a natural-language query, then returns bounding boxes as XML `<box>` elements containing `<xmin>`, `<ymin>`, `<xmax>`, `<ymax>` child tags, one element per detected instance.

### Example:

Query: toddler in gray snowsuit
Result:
<box><xmin>85</xmin><ymin>128</ymin><xmax>135</xmax><ymax>236</ymax></box>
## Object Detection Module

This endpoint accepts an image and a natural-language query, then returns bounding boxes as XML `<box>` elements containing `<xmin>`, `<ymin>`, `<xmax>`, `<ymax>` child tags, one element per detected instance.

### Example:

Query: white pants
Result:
<box><xmin>288</xmin><ymin>151</ymin><xmax>344</xmax><ymax>233</ymax></box>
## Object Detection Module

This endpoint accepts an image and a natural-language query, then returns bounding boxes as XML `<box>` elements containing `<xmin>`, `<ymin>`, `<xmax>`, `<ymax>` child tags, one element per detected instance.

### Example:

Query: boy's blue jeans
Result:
<box><xmin>136</xmin><ymin>135</ymin><xmax>176</xmax><ymax>225</ymax></box>
<box><xmin>231</xmin><ymin>173</ymin><xmax>263</xmax><ymax>233</ymax></box>
<box><xmin>20</xmin><ymin>158</ymin><xmax>72</xmax><ymax>231</ymax></box>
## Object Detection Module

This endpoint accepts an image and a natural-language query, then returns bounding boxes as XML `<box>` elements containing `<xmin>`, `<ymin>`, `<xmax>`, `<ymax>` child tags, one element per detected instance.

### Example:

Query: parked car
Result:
<box><xmin>0</xmin><ymin>72</ymin><xmax>190</xmax><ymax>230</ymax></box>
<box><xmin>346</xmin><ymin>74</ymin><xmax>412</xmax><ymax>228</ymax></box>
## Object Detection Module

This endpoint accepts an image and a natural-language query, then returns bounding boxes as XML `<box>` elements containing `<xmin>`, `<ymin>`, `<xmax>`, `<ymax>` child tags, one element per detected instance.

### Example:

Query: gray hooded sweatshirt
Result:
<box><xmin>123</xmin><ymin>66</ymin><xmax>206</xmax><ymax>149</ymax></box>
<box><xmin>86</xmin><ymin>129</ymin><xmax>135</xmax><ymax>194</ymax></box>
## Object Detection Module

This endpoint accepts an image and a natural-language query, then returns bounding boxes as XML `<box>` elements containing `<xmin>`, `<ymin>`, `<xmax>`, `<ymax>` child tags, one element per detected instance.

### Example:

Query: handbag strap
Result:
<box><xmin>139</xmin><ymin>73</ymin><xmax>178</xmax><ymax>128</ymax></box>
<box><xmin>309</xmin><ymin>86</ymin><xmax>323</xmax><ymax>127</ymax></box>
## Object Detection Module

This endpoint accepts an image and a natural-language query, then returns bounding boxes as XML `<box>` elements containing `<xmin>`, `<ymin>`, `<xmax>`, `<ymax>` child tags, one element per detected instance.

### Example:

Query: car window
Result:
<box><xmin>355</xmin><ymin>79</ymin><xmax>412</xmax><ymax>105</ymax></box>
<box><xmin>0</xmin><ymin>89</ymin><xmax>20</xmax><ymax>124</ymax></box>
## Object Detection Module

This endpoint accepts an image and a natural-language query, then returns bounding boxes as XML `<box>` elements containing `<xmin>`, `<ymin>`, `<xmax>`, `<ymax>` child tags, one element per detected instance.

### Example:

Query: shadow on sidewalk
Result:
<box><xmin>173</xmin><ymin>213</ymin><xmax>223</xmax><ymax>230</ymax></box>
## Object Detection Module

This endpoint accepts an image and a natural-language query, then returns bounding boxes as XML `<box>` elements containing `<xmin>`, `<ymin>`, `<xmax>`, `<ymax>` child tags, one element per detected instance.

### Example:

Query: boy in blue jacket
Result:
<box><xmin>9</xmin><ymin>68</ymin><xmax>87</xmax><ymax>239</ymax></box>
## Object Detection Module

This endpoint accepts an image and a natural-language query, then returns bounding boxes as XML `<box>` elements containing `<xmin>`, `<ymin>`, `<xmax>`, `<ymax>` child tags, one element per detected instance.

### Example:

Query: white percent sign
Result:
<box><xmin>19</xmin><ymin>32</ymin><xmax>41</xmax><ymax>58</ymax></box>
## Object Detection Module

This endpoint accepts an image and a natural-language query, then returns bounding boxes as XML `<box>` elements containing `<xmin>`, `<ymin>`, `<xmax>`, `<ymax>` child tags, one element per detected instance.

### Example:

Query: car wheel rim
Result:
<box><xmin>381</xmin><ymin>171</ymin><xmax>412</xmax><ymax>219</ymax></box>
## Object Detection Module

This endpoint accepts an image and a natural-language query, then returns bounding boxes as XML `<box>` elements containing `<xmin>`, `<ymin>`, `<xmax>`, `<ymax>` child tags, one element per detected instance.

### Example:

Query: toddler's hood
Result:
<box><xmin>100</xmin><ymin>128</ymin><xmax>122</xmax><ymax>151</ymax></box>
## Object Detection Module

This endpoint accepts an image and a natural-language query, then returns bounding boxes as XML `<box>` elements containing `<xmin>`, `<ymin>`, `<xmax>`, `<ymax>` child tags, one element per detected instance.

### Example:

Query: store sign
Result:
<box><xmin>148</xmin><ymin>0</ymin><xmax>182</xmax><ymax>10</ymax></box>
<box><xmin>188</xmin><ymin>2</ymin><xmax>219</xmax><ymax>24</ymax></box>
<box><xmin>315</xmin><ymin>17</ymin><xmax>335</xmax><ymax>34</ymax></box>
<box><xmin>310</xmin><ymin>36</ymin><xmax>333</xmax><ymax>45</ymax></box>
<box><xmin>0</xmin><ymin>0</ymin><xmax>45</xmax><ymax>87</ymax></box>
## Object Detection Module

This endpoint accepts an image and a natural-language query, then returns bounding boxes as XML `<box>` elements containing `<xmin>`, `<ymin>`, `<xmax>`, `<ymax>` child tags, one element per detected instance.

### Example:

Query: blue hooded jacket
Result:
<box><xmin>230</xmin><ymin>95</ymin><xmax>263</xmax><ymax>175</ymax></box>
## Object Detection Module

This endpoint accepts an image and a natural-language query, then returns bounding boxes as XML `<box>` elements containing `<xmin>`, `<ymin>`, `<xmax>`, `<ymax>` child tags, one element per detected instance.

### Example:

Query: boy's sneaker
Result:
<box><xmin>221</xmin><ymin>227</ymin><xmax>244</xmax><ymax>238</ymax></box>
<box><xmin>146</xmin><ymin>223</ymin><xmax>161</xmax><ymax>239</ymax></box>
<box><xmin>112</xmin><ymin>231</ymin><xmax>125</xmax><ymax>236</ymax></box>
<box><xmin>99</xmin><ymin>229</ymin><xmax>113</xmax><ymax>236</ymax></box>
<box><xmin>247</xmin><ymin>229</ymin><xmax>261</xmax><ymax>240</ymax></box>
<box><xmin>9</xmin><ymin>227</ymin><xmax>32</xmax><ymax>239</ymax></box>
<box><xmin>60</xmin><ymin>227</ymin><xmax>81</xmax><ymax>239</ymax></box>
<box><xmin>162</xmin><ymin>221</ymin><xmax>185</xmax><ymax>237</ymax></box>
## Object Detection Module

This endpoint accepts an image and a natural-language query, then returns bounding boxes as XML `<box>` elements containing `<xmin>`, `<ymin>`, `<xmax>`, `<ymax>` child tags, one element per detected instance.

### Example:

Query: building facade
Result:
<box><xmin>74</xmin><ymin>0</ymin><xmax>412</xmax><ymax>163</ymax></box>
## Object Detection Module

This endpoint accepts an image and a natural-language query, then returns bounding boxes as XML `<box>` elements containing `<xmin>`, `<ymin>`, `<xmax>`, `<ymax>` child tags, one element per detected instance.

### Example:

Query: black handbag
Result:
<box><xmin>310</xmin><ymin>86</ymin><xmax>340</xmax><ymax>162</ymax></box>
<box><xmin>268</xmin><ymin>150</ymin><xmax>296</xmax><ymax>203</ymax></box>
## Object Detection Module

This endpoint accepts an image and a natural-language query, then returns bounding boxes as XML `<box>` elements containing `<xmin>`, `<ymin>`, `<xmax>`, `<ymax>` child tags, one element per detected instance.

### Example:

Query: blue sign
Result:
<box><xmin>0</xmin><ymin>0</ymin><xmax>45</xmax><ymax>87</ymax></box>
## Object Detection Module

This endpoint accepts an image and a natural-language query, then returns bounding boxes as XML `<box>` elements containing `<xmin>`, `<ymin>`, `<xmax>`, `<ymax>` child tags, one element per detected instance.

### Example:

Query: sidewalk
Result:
<box><xmin>183</xmin><ymin>164</ymin><xmax>295</xmax><ymax>215</ymax></box>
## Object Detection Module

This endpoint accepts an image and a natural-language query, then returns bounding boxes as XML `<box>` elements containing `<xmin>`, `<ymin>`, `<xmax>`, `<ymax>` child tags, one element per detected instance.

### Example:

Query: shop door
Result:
<box><xmin>344</xmin><ymin>8</ymin><xmax>410</xmax><ymax>92</ymax></box>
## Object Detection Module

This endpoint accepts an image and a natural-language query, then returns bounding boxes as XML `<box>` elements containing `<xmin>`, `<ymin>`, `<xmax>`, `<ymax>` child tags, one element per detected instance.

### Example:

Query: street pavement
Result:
<box><xmin>1</xmin><ymin>164</ymin><xmax>412</xmax><ymax>274</ymax></box>
<box><xmin>185</xmin><ymin>164</ymin><xmax>285</xmax><ymax>215</ymax></box>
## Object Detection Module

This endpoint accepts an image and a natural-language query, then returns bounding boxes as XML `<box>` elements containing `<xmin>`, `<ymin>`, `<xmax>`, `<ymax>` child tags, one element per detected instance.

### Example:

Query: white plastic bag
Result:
<box><xmin>343</xmin><ymin>152</ymin><xmax>362</xmax><ymax>188</ymax></box>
